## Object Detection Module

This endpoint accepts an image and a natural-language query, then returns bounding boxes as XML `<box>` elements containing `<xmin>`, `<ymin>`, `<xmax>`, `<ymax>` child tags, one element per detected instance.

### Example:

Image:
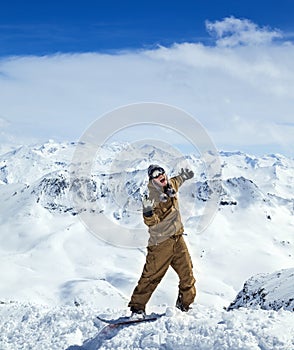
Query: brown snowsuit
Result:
<box><xmin>128</xmin><ymin>174</ymin><xmax>196</xmax><ymax>312</ymax></box>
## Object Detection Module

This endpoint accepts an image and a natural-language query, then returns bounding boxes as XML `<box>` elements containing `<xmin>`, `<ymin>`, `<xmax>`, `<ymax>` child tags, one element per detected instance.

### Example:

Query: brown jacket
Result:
<box><xmin>143</xmin><ymin>175</ymin><xmax>185</xmax><ymax>246</ymax></box>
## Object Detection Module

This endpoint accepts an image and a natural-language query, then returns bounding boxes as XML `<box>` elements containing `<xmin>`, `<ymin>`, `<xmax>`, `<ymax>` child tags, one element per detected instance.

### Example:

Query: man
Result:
<box><xmin>128</xmin><ymin>164</ymin><xmax>196</xmax><ymax>317</ymax></box>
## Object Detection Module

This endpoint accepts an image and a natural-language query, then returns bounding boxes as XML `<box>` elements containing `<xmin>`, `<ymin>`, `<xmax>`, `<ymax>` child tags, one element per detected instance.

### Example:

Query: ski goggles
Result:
<box><xmin>150</xmin><ymin>167</ymin><xmax>165</xmax><ymax>179</ymax></box>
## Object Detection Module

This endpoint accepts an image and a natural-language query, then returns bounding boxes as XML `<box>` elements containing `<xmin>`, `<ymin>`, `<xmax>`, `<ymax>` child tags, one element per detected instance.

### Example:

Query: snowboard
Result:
<box><xmin>96</xmin><ymin>312</ymin><xmax>165</xmax><ymax>327</ymax></box>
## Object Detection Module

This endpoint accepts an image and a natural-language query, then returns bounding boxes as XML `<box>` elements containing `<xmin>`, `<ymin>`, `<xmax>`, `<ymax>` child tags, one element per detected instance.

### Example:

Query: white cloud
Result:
<box><xmin>205</xmin><ymin>16</ymin><xmax>282</xmax><ymax>47</ymax></box>
<box><xmin>0</xmin><ymin>18</ymin><xmax>293</xmax><ymax>157</ymax></box>
<box><xmin>0</xmin><ymin>115</ymin><xmax>10</xmax><ymax>128</ymax></box>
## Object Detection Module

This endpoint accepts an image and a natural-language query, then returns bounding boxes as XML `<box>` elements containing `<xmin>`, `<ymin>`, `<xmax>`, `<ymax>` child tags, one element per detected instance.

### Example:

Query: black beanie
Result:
<box><xmin>148</xmin><ymin>164</ymin><xmax>165</xmax><ymax>179</ymax></box>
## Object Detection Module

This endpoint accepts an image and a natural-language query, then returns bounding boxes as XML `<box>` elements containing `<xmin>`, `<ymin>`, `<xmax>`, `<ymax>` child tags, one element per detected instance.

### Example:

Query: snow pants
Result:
<box><xmin>128</xmin><ymin>235</ymin><xmax>196</xmax><ymax>311</ymax></box>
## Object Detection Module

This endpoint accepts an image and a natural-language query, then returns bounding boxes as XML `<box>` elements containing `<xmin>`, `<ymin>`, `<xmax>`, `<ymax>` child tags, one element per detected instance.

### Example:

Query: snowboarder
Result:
<box><xmin>128</xmin><ymin>164</ymin><xmax>196</xmax><ymax>317</ymax></box>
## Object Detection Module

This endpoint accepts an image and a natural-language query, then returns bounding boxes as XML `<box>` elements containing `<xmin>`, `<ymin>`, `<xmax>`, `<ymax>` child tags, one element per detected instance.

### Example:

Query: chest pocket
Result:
<box><xmin>156</xmin><ymin>197</ymin><xmax>176</xmax><ymax>219</ymax></box>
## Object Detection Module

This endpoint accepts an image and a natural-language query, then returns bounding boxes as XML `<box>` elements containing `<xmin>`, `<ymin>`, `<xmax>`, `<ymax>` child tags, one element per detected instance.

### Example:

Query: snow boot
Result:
<box><xmin>176</xmin><ymin>293</ymin><xmax>191</xmax><ymax>312</ymax></box>
<box><xmin>130</xmin><ymin>306</ymin><xmax>146</xmax><ymax>319</ymax></box>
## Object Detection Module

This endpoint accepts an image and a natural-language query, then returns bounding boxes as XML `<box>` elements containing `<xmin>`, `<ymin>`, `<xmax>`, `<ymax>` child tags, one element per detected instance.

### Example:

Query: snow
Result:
<box><xmin>0</xmin><ymin>140</ymin><xmax>293</xmax><ymax>349</ymax></box>
<box><xmin>228</xmin><ymin>268</ymin><xmax>294</xmax><ymax>311</ymax></box>
<box><xmin>1</xmin><ymin>303</ymin><xmax>293</xmax><ymax>349</ymax></box>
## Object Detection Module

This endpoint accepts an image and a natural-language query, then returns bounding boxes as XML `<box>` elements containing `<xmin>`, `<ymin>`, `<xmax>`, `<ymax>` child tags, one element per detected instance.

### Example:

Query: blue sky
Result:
<box><xmin>0</xmin><ymin>1</ymin><xmax>294</xmax><ymax>157</ymax></box>
<box><xmin>1</xmin><ymin>0</ymin><xmax>294</xmax><ymax>56</ymax></box>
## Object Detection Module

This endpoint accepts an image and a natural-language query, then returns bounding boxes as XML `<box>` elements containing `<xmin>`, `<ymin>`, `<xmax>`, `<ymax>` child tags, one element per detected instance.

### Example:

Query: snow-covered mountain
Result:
<box><xmin>0</xmin><ymin>140</ymin><xmax>293</xmax><ymax>349</ymax></box>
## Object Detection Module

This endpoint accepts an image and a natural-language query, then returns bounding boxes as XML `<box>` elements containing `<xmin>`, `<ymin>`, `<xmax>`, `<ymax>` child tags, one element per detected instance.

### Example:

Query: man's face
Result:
<box><xmin>153</xmin><ymin>172</ymin><xmax>167</xmax><ymax>187</ymax></box>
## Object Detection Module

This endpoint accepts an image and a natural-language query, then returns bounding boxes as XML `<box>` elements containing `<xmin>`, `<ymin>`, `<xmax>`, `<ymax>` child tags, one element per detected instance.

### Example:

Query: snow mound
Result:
<box><xmin>228</xmin><ymin>268</ymin><xmax>294</xmax><ymax>311</ymax></box>
<box><xmin>1</xmin><ymin>303</ymin><xmax>294</xmax><ymax>350</ymax></box>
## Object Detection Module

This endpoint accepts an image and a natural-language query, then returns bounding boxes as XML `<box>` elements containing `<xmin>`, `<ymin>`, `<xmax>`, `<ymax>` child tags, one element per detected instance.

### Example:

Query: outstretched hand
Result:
<box><xmin>179</xmin><ymin>168</ymin><xmax>194</xmax><ymax>180</ymax></box>
<box><xmin>142</xmin><ymin>195</ymin><xmax>154</xmax><ymax>209</ymax></box>
<box><xmin>142</xmin><ymin>195</ymin><xmax>155</xmax><ymax>217</ymax></box>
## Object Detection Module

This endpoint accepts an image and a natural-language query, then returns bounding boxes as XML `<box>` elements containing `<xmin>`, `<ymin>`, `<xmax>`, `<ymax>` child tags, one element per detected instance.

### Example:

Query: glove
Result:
<box><xmin>179</xmin><ymin>168</ymin><xmax>194</xmax><ymax>180</ymax></box>
<box><xmin>164</xmin><ymin>183</ymin><xmax>176</xmax><ymax>198</ymax></box>
<box><xmin>142</xmin><ymin>195</ymin><xmax>155</xmax><ymax>217</ymax></box>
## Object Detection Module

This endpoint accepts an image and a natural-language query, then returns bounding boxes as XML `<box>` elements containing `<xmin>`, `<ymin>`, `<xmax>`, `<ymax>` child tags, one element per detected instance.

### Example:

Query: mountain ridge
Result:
<box><xmin>0</xmin><ymin>140</ymin><xmax>293</xmax><ymax>349</ymax></box>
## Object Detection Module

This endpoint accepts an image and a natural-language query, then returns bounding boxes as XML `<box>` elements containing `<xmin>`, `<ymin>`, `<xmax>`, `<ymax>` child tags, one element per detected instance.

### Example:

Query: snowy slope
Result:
<box><xmin>0</xmin><ymin>140</ymin><xmax>293</xmax><ymax>349</ymax></box>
